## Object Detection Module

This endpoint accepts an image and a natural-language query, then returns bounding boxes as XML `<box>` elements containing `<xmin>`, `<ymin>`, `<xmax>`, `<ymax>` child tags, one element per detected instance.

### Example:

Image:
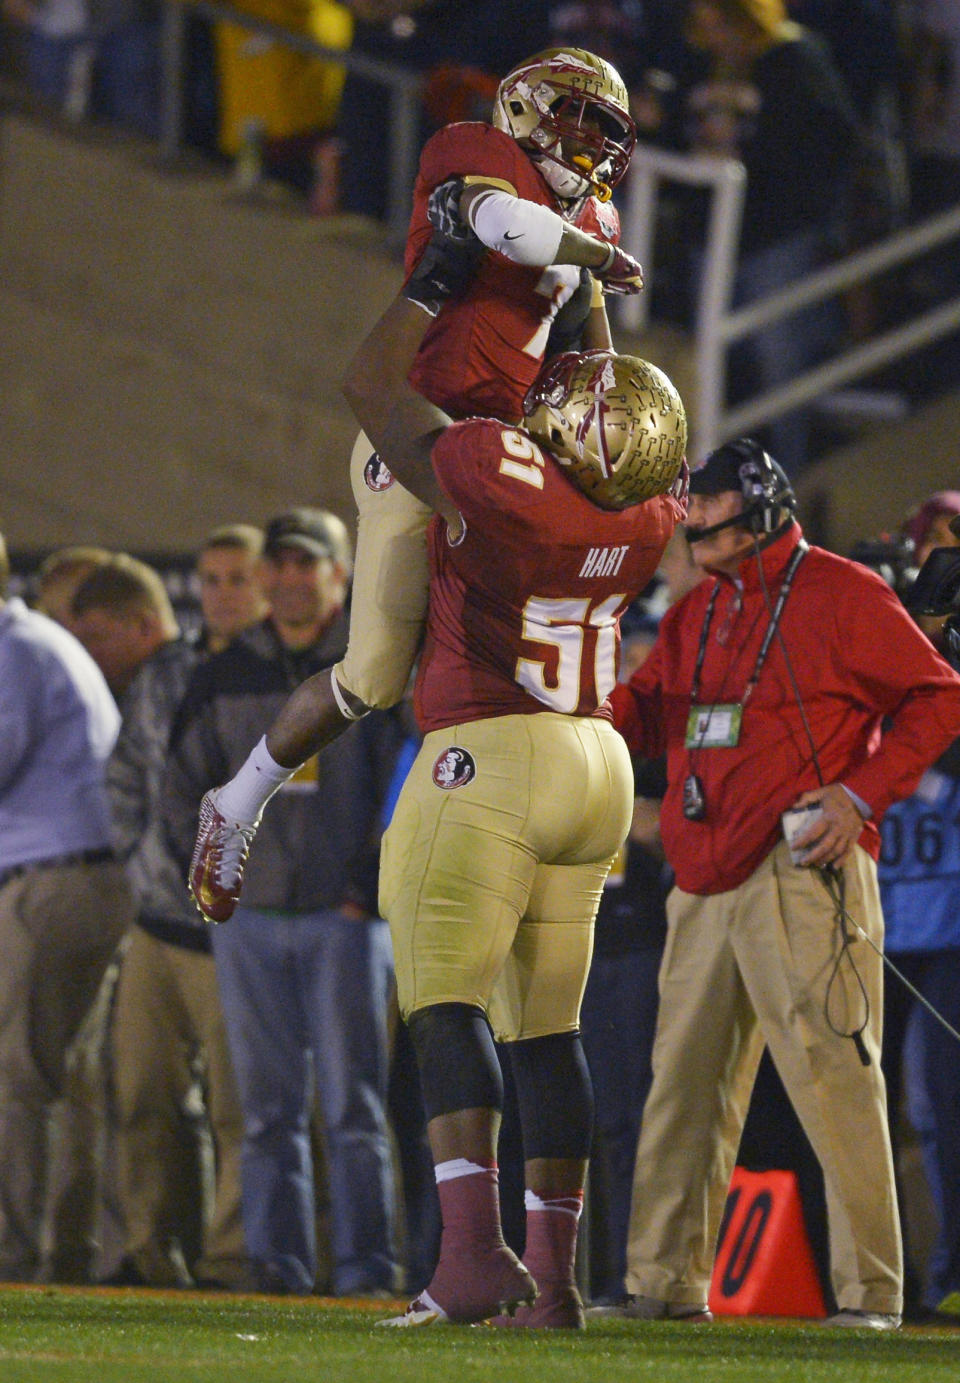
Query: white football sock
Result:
<box><xmin>215</xmin><ymin>736</ymin><xmax>298</xmax><ymax>824</ymax></box>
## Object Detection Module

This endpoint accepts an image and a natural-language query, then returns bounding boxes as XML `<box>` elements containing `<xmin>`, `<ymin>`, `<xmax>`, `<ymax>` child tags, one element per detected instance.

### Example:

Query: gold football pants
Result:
<box><xmin>334</xmin><ymin>431</ymin><xmax>432</xmax><ymax>710</ymax></box>
<box><xmin>379</xmin><ymin>713</ymin><xmax>634</xmax><ymax>1042</ymax></box>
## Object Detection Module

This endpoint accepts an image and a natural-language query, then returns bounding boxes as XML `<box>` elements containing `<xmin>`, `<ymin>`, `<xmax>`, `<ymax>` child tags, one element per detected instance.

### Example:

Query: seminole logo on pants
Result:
<box><xmin>432</xmin><ymin>747</ymin><xmax>476</xmax><ymax>789</ymax></box>
<box><xmin>364</xmin><ymin>453</ymin><xmax>395</xmax><ymax>492</ymax></box>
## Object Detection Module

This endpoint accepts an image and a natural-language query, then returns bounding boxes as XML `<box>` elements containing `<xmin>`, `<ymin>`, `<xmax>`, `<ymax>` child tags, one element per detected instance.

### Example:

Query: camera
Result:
<box><xmin>905</xmin><ymin>545</ymin><xmax>960</xmax><ymax>670</ymax></box>
<box><xmin>850</xmin><ymin>530</ymin><xmax>960</xmax><ymax>670</ymax></box>
<box><xmin>904</xmin><ymin>546</ymin><xmax>960</xmax><ymax>617</ymax></box>
<box><xmin>848</xmin><ymin>536</ymin><xmax>917</xmax><ymax>598</ymax></box>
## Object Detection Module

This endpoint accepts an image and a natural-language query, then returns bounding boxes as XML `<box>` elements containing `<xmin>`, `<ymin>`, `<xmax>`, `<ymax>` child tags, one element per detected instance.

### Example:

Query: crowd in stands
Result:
<box><xmin>0</xmin><ymin>3</ymin><xmax>953</xmax><ymax>240</ymax></box>
<box><xmin>2</xmin><ymin>2</ymin><xmax>957</xmax><ymax>475</ymax></box>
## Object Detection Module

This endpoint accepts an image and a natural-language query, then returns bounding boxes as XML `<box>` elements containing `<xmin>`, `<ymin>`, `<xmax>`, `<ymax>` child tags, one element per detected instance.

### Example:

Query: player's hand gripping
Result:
<box><xmin>426</xmin><ymin>176</ymin><xmax>477</xmax><ymax>242</ymax></box>
<box><xmin>790</xmin><ymin>783</ymin><xmax>866</xmax><ymax>868</ymax></box>
<box><xmin>403</xmin><ymin>178</ymin><xmax>486</xmax><ymax>318</ymax></box>
<box><xmin>594</xmin><ymin>243</ymin><xmax>644</xmax><ymax>295</ymax></box>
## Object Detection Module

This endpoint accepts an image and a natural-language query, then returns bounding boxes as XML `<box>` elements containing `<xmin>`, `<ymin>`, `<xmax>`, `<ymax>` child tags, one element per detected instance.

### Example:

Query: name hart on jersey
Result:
<box><xmin>579</xmin><ymin>544</ymin><xmax>629</xmax><ymax>578</ymax></box>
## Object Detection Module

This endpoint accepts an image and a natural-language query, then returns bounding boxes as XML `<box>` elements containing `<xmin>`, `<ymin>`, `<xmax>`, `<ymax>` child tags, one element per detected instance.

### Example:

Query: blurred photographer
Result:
<box><xmin>903</xmin><ymin>492</ymin><xmax>960</xmax><ymax>669</ymax></box>
<box><xmin>874</xmin><ymin>489</ymin><xmax>960</xmax><ymax>1322</ymax></box>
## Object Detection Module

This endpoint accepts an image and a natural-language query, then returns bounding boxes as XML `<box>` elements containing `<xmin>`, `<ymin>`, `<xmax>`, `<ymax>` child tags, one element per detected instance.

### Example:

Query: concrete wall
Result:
<box><xmin>794</xmin><ymin>393</ymin><xmax>960</xmax><ymax>556</ymax></box>
<box><xmin>0</xmin><ymin>113</ymin><xmax>403</xmax><ymax>554</ymax></box>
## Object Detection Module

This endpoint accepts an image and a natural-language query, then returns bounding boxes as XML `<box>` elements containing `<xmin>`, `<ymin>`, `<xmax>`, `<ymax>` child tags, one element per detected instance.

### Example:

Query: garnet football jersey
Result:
<box><xmin>413</xmin><ymin>418</ymin><xmax>683</xmax><ymax>733</ymax></box>
<box><xmin>405</xmin><ymin>123</ymin><xmax>622</xmax><ymax>422</ymax></box>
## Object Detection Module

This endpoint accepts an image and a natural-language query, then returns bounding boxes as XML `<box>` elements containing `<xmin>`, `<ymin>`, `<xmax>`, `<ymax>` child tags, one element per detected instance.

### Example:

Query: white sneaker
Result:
<box><xmin>823</xmin><ymin>1310</ymin><xmax>901</xmax><ymax>1330</ymax></box>
<box><xmin>377</xmin><ymin>1291</ymin><xmax>447</xmax><ymax>1328</ymax></box>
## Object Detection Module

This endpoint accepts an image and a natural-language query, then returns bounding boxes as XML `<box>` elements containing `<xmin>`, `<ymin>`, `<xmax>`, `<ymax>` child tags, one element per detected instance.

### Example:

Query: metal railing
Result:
<box><xmin>618</xmin><ymin>142</ymin><xmax>960</xmax><ymax>456</ymax></box>
<box><xmin>159</xmin><ymin>0</ymin><xmax>423</xmax><ymax>245</ymax></box>
<box><xmin>156</xmin><ymin>10</ymin><xmax>960</xmax><ymax>455</ymax></box>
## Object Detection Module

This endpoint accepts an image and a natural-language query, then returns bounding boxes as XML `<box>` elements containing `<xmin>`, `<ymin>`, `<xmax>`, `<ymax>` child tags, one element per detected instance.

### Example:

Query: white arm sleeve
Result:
<box><xmin>466</xmin><ymin>189</ymin><xmax>565</xmax><ymax>265</ymax></box>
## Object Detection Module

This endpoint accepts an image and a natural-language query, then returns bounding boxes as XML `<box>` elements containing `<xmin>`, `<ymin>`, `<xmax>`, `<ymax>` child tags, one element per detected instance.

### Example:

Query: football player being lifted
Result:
<box><xmin>190</xmin><ymin>47</ymin><xmax>645</xmax><ymax>924</ymax></box>
<box><xmin>349</xmin><ymin>284</ymin><xmax>685</xmax><ymax>1328</ymax></box>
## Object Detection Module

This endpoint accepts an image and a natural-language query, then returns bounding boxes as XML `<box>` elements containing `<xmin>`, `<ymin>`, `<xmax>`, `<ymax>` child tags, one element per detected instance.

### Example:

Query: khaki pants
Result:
<box><xmin>0</xmin><ymin>859</ymin><xmax>132</xmax><ymax>1279</ymax></box>
<box><xmin>625</xmin><ymin>841</ymin><xmax>903</xmax><ymax>1315</ymax></box>
<box><xmin>109</xmin><ymin>926</ymin><xmax>251</xmax><ymax>1287</ymax></box>
<box><xmin>335</xmin><ymin>431</ymin><xmax>432</xmax><ymax>710</ymax></box>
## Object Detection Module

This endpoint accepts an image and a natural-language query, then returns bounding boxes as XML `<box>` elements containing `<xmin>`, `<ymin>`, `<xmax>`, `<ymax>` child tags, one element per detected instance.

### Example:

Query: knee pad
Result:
<box><xmin>506</xmin><ymin>1032</ymin><xmax>594</xmax><ymax>1160</ymax></box>
<box><xmin>406</xmin><ymin>1003</ymin><xmax>504</xmax><ymax>1121</ymax></box>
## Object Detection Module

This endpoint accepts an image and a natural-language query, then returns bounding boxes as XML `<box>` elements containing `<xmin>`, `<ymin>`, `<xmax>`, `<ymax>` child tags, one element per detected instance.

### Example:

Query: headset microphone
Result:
<box><xmin>685</xmin><ymin>510</ymin><xmax>760</xmax><ymax>544</ymax></box>
<box><xmin>686</xmin><ymin>439</ymin><xmax>796</xmax><ymax>543</ymax></box>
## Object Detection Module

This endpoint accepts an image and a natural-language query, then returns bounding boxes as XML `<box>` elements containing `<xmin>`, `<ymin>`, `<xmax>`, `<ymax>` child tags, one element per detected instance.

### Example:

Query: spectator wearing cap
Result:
<box><xmin>902</xmin><ymin>491</ymin><xmax>960</xmax><ymax>569</ymax></box>
<box><xmin>900</xmin><ymin>492</ymin><xmax>960</xmax><ymax>652</ymax></box>
<box><xmin>161</xmin><ymin>507</ymin><xmax>405</xmax><ymax>1296</ymax></box>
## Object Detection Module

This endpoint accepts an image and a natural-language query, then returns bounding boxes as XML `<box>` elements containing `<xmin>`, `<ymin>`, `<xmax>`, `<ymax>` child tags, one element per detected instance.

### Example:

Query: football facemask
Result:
<box><xmin>523</xmin><ymin>350</ymin><xmax>687</xmax><ymax>509</ymax></box>
<box><xmin>492</xmin><ymin>47</ymin><xmax>637</xmax><ymax>202</ymax></box>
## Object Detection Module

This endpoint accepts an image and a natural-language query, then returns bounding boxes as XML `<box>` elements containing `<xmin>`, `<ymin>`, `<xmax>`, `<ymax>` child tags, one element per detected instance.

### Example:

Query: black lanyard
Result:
<box><xmin>690</xmin><ymin>540</ymin><xmax>808</xmax><ymax>707</ymax></box>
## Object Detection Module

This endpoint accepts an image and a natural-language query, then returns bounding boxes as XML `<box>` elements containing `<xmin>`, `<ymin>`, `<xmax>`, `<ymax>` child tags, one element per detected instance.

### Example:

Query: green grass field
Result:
<box><xmin>0</xmin><ymin>1288</ymin><xmax>957</xmax><ymax>1383</ymax></box>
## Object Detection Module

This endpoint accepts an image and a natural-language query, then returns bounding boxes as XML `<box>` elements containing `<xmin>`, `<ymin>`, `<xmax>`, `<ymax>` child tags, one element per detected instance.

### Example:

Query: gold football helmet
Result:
<box><xmin>492</xmin><ymin>47</ymin><xmax>637</xmax><ymax>201</ymax></box>
<box><xmin>523</xmin><ymin>350</ymin><xmax>687</xmax><ymax>509</ymax></box>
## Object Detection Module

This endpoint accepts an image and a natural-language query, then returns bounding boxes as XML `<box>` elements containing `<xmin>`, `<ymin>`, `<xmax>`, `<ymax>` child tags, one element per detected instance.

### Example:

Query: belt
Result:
<box><xmin>0</xmin><ymin>847</ymin><xmax>116</xmax><ymax>890</ymax></box>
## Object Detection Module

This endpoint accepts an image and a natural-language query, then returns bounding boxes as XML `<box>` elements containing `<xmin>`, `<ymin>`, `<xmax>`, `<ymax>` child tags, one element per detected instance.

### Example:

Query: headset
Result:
<box><xmin>685</xmin><ymin>439</ymin><xmax>797</xmax><ymax>544</ymax></box>
<box><xmin>684</xmin><ymin>439</ymin><xmax>960</xmax><ymax>1064</ymax></box>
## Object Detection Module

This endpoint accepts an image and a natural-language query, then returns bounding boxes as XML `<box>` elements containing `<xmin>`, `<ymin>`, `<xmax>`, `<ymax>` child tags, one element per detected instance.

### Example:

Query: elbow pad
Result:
<box><xmin>467</xmin><ymin>189</ymin><xmax>565</xmax><ymax>265</ymax></box>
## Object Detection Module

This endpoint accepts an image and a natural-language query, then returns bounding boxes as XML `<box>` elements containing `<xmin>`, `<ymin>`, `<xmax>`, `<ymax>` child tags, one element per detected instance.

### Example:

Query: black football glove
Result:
<box><xmin>404</xmin><ymin>178</ymin><xmax>486</xmax><ymax>317</ymax></box>
<box><xmin>546</xmin><ymin>267</ymin><xmax>594</xmax><ymax>356</ymax></box>
<box><xmin>426</xmin><ymin>176</ymin><xmax>474</xmax><ymax>241</ymax></box>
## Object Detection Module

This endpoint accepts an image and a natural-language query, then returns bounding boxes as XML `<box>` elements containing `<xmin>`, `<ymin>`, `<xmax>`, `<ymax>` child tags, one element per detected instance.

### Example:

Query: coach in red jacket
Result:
<box><xmin>591</xmin><ymin>439</ymin><xmax>960</xmax><ymax>1331</ymax></box>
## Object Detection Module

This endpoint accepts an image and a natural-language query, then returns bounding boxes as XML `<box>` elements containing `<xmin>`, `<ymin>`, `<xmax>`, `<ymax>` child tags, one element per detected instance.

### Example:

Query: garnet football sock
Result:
<box><xmin>521</xmin><ymin>1189</ymin><xmax>583</xmax><ymax>1284</ymax></box>
<box><xmin>434</xmin><ymin>1159</ymin><xmax>503</xmax><ymax>1251</ymax></box>
<box><xmin>490</xmin><ymin>1189</ymin><xmax>585</xmax><ymax>1329</ymax></box>
<box><xmin>414</xmin><ymin>1160</ymin><xmax>536</xmax><ymax>1322</ymax></box>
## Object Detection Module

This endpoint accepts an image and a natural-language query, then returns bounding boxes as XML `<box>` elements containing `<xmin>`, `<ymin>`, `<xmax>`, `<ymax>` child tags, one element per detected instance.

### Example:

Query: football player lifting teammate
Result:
<box><xmin>190</xmin><ymin>47</ymin><xmax>646</xmax><ymax>926</ymax></box>
<box><xmin>341</xmin><ymin>285</ymin><xmax>686</xmax><ymax>1329</ymax></box>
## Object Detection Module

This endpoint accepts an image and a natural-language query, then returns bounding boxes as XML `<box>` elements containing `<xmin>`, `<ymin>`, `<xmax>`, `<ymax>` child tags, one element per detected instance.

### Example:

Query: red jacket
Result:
<box><xmin>611</xmin><ymin>524</ymin><xmax>960</xmax><ymax>895</ymax></box>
